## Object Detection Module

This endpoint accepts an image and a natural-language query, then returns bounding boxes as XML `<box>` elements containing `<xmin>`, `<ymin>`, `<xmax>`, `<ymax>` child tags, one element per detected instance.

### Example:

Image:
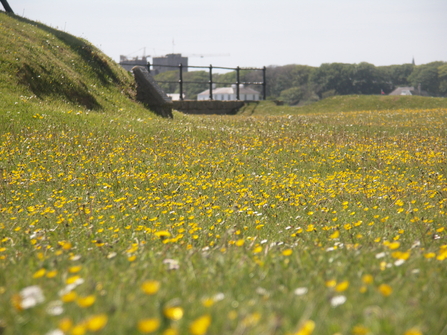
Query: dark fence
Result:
<box><xmin>147</xmin><ymin>63</ymin><xmax>266</xmax><ymax>101</ymax></box>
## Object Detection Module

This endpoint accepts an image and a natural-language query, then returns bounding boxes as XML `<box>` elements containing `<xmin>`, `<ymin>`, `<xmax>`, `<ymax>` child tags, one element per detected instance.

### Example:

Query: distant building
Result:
<box><xmin>166</xmin><ymin>93</ymin><xmax>185</xmax><ymax>101</ymax></box>
<box><xmin>119</xmin><ymin>55</ymin><xmax>148</xmax><ymax>71</ymax></box>
<box><xmin>388</xmin><ymin>86</ymin><xmax>430</xmax><ymax>96</ymax></box>
<box><xmin>152</xmin><ymin>53</ymin><xmax>188</xmax><ymax>74</ymax></box>
<box><xmin>197</xmin><ymin>84</ymin><xmax>260</xmax><ymax>101</ymax></box>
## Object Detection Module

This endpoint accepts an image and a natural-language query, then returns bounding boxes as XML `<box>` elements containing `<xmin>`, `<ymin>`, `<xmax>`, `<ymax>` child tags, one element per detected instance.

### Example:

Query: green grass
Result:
<box><xmin>1</xmin><ymin>12</ymin><xmax>447</xmax><ymax>335</ymax></box>
<box><xmin>238</xmin><ymin>95</ymin><xmax>447</xmax><ymax>116</ymax></box>
<box><xmin>0</xmin><ymin>12</ymin><xmax>152</xmax><ymax>118</ymax></box>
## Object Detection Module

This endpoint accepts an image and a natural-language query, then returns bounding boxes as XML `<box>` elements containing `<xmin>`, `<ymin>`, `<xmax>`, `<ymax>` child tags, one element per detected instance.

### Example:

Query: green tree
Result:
<box><xmin>182</xmin><ymin>71</ymin><xmax>209</xmax><ymax>99</ymax></box>
<box><xmin>408</xmin><ymin>61</ymin><xmax>446</xmax><ymax>96</ymax></box>
<box><xmin>379</xmin><ymin>64</ymin><xmax>414</xmax><ymax>89</ymax></box>
<box><xmin>310</xmin><ymin>63</ymin><xmax>356</xmax><ymax>97</ymax></box>
<box><xmin>154</xmin><ymin>70</ymin><xmax>178</xmax><ymax>95</ymax></box>
<box><xmin>279</xmin><ymin>86</ymin><xmax>305</xmax><ymax>105</ymax></box>
<box><xmin>351</xmin><ymin>62</ymin><xmax>383</xmax><ymax>94</ymax></box>
<box><xmin>263</xmin><ymin>65</ymin><xmax>314</xmax><ymax>98</ymax></box>
<box><xmin>437</xmin><ymin>63</ymin><xmax>447</xmax><ymax>96</ymax></box>
<box><xmin>214</xmin><ymin>71</ymin><xmax>236</xmax><ymax>87</ymax></box>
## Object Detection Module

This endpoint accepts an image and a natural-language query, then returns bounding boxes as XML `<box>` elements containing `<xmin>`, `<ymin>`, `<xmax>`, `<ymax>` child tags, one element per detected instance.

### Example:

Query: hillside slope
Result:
<box><xmin>0</xmin><ymin>12</ymin><xmax>151</xmax><ymax>115</ymax></box>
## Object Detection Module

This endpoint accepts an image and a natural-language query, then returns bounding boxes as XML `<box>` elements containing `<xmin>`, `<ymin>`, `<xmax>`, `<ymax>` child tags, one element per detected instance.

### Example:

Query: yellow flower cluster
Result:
<box><xmin>0</xmin><ymin>107</ymin><xmax>446</xmax><ymax>334</ymax></box>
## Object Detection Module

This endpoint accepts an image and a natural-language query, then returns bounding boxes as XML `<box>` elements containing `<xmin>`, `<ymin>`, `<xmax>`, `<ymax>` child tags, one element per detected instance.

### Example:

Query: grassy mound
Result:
<box><xmin>0</xmin><ymin>12</ymin><xmax>150</xmax><ymax>115</ymax></box>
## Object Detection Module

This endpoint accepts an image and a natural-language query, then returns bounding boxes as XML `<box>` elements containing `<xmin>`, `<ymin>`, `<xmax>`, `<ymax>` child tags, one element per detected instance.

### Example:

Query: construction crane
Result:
<box><xmin>185</xmin><ymin>53</ymin><xmax>230</xmax><ymax>58</ymax></box>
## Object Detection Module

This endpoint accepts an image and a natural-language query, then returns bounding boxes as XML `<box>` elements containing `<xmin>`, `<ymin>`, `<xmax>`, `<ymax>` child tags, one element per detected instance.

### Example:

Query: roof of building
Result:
<box><xmin>389</xmin><ymin>86</ymin><xmax>430</xmax><ymax>96</ymax></box>
<box><xmin>198</xmin><ymin>85</ymin><xmax>260</xmax><ymax>96</ymax></box>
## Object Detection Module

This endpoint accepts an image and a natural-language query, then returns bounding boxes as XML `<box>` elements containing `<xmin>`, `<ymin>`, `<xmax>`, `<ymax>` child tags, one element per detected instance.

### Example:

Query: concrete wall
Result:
<box><xmin>172</xmin><ymin>101</ymin><xmax>245</xmax><ymax>115</ymax></box>
<box><xmin>132</xmin><ymin>66</ymin><xmax>173</xmax><ymax>118</ymax></box>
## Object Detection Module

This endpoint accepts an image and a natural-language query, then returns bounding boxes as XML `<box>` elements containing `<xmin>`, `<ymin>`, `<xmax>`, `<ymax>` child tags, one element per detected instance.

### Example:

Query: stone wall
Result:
<box><xmin>132</xmin><ymin>66</ymin><xmax>173</xmax><ymax>118</ymax></box>
<box><xmin>172</xmin><ymin>101</ymin><xmax>245</xmax><ymax>115</ymax></box>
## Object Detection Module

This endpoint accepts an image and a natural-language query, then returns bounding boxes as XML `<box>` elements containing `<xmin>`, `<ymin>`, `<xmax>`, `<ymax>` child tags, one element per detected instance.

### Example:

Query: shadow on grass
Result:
<box><xmin>8</xmin><ymin>13</ymin><xmax>133</xmax><ymax>110</ymax></box>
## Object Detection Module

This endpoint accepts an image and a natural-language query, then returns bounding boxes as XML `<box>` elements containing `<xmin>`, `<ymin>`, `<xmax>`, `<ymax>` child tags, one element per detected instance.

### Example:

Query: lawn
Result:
<box><xmin>1</xmin><ymin>106</ymin><xmax>446</xmax><ymax>335</ymax></box>
<box><xmin>1</xmin><ymin>11</ymin><xmax>447</xmax><ymax>335</ymax></box>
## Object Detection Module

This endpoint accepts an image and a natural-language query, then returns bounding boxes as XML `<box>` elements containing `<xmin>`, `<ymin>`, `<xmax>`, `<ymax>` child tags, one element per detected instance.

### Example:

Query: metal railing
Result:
<box><xmin>147</xmin><ymin>63</ymin><xmax>266</xmax><ymax>101</ymax></box>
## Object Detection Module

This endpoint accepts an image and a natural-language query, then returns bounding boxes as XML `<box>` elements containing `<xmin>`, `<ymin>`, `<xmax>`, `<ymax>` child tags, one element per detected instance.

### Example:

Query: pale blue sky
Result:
<box><xmin>8</xmin><ymin>0</ymin><xmax>447</xmax><ymax>71</ymax></box>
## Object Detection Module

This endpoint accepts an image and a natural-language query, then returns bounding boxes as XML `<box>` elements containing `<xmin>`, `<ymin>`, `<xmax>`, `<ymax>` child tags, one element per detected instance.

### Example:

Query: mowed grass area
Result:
<box><xmin>1</xmin><ymin>105</ymin><xmax>447</xmax><ymax>335</ymax></box>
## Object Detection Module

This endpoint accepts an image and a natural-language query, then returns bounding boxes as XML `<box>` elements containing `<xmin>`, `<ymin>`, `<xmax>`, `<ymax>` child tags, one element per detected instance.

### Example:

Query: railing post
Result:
<box><xmin>209</xmin><ymin>64</ymin><xmax>213</xmax><ymax>100</ymax></box>
<box><xmin>262</xmin><ymin>66</ymin><xmax>266</xmax><ymax>100</ymax></box>
<box><xmin>179</xmin><ymin>63</ymin><xmax>184</xmax><ymax>101</ymax></box>
<box><xmin>236</xmin><ymin>66</ymin><xmax>240</xmax><ymax>100</ymax></box>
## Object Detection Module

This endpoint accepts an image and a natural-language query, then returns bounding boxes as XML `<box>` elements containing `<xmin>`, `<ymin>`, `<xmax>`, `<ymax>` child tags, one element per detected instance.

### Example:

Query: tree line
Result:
<box><xmin>154</xmin><ymin>61</ymin><xmax>447</xmax><ymax>104</ymax></box>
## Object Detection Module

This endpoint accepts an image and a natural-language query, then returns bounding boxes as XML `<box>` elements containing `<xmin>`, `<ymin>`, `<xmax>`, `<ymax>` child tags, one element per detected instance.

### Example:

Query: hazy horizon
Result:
<box><xmin>7</xmin><ymin>0</ymin><xmax>447</xmax><ymax>71</ymax></box>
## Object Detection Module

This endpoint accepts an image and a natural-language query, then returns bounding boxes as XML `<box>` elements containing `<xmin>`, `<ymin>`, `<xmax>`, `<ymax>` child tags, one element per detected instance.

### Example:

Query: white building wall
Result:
<box><xmin>197</xmin><ymin>91</ymin><xmax>260</xmax><ymax>101</ymax></box>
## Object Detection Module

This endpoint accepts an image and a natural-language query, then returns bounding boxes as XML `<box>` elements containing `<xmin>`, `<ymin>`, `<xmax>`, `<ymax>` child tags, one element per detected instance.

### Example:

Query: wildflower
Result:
<box><xmin>66</xmin><ymin>275</ymin><xmax>82</xmax><ymax>285</ymax></box>
<box><xmin>138</xmin><ymin>318</ymin><xmax>160</xmax><ymax>333</ymax></box>
<box><xmin>162</xmin><ymin>328</ymin><xmax>179</xmax><ymax>335</ymax></box>
<box><xmin>394</xmin><ymin>259</ymin><xmax>405</xmax><ymax>266</ymax></box>
<box><xmin>59</xmin><ymin>241</ymin><xmax>72</xmax><ymax>250</ymax></box>
<box><xmin>362</xmin><ymin>274</ymin><xmax>374</xmax><ymax>284</ymax></box>
<box><xmin>335</xmin><ymin>280</ymin><xmax>349</xmax><ymax>292</ymax></box>
<box><xmin>71</xmin><ymin>324</ymin><xmax>86</xmax><ymax>335</ymax></box>
<box><xmin>164</xmin><ymin>306</ymin><xmax>184</xmax><ymax>320</ymax></box>
<box><xmin>242</xmin><ymin>313</ymin><xmax>261</xmax><ymax>327</ymax></box>
<box><xmin>76</xmin><ymin>295</ymin><xmax>96</xmax><ymax>307</ymax></box>
<box><xmin>16</xmin><ymin>285</ymin><xmax>45</xmax><ymax>310</ymax></box>
<box><xmin>391</xmin><ymin>251</ymin><xmax>410</xmax><ymax>260</ymax></box>
<box><xmin>378</xmin><ymin>284</ymin><xmax>392</xmax><ymax>296</ymax></box>
<box><xmin>282</xmin><ymin>249</ymin><xmax>293</xmax><ymax>256</ymax></box>
<box><xmin>294</xmin><ymin>287</ymin><xmax>308</xmax><ymax>296</ymax></box>
<box><xmin>61</xmin><ymin>291</ymin><xmax>78</xmax><ymax>303</ymax></box>
<box><xmin>46</xmin><ymin>300</ymin><xmax>64</xmax><ymax>315</ymax></box>
<box><xmin>330</xmin><ymin>295</ymin><xmax>346</xmax><ymax>307</ymax></box>
<box><xmin>388</xmin><ymin>241</ymin><xmax>400</xmax><ymax>250</ymax></box>
<box><xmin>107</xmin><ymin>252</ymin><xmax>117</xmax><ymax>259</ymax></box>
<box><xmin>70</xmin><ymin>255</ymin><xmax>82</xmax><ymax>261</ymax></box>
<box><xmin>253</xmin><ymin>246</ymin><xmax>263</xmax><ymax>254</ymax></box>
<box><xmin>325</xmin><ymin>279</ymin><xmax>336</xmax><ymax>288</ymax></box>
<box><xmin>59</xmin><ymin>277</ymin><xmax>84</xmax><ymax>295</ymax></box>
<box><xmin>163</xmin><ymin>259</ymin><xmax>180</xmax><ymax>270</ymax></box>
<box><xmin>45</xmin><ymin>330</ymin><xmax>64</xmax><ymax>335</ymax></box>
<box><xmin>352</xmin><ymin>324</ymin><xmax>369</xmax><ymax>335</ymax></box>
<box><xmin>46</xmin><ymin>270</ymin><xmax>58</xmax><ymax>278</ymax></box>
<box><xmin>141</xmin><ymin>280</ymin><xmax>160</xmax><ymax>295</ymax></box>
<box><xmin>404</xmin><ymin>328</ymin><xmax>423</xmax><ymax>335</ymax></box>
<box><xmin>85</xmin><ymin>314</ymin><xmax>108</xmax><ymax>332</ymax></box>
<box><xmin>202</xmin><ymin>297</ymin><xmax>215</xmax><ymax>307</ymax></box>
<box><xmin>68</xmin><ymin>265</ymin><xmax>82</xmax><ymax>273</ymax></box>
<box><xmin>330</xmin><ymin>230</ymin><xmax>340</xmax><ymax>239</ymax></box>
<box><xmin>58</xmin><ymin>317</ymin><xmax>73</xmax><ymax>332</ymax></box>
<box><xmin>189</xmin><ymin>315</ymin><xmax>211</xmax><ymax>335</ymax></box>
<box><xmin>154</xmin><ymin>231</ymin><xmax>171</xmax><ymax>240</ymax></box>
<box><xmin>33</xmin><ymin>268</ymin><xmax>46</xmax><ymax>278</ymax></box>
<box><xmin>424</xmin><ymin>252</ymin><xmax>436</xmax><ymax>259</ymax></box>
<box><xmin>294</xmin><ymin>320</ymin><xmax>315</xmax><ymax>335</ymax></box>
<box><xmin>213</xmin><ymin>292</ymin><xmax>225</xmax><ymax>301</ymax></box>
<box><xmin>235</xmin><ymin>239</ymin><xmax>245</xmax><ymax>246</ymax></box>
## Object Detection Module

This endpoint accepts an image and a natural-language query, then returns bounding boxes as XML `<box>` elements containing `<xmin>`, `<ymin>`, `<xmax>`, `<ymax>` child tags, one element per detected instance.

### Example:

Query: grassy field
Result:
<box><xmin>238</xmin><ymin>96</ymin><xmax>447</xmax><ymax>116</ymax></box>
<box><xmin>1</xmin><ymin>12</ymin><xmax>447</xmax><ymax>335</ymax></box>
